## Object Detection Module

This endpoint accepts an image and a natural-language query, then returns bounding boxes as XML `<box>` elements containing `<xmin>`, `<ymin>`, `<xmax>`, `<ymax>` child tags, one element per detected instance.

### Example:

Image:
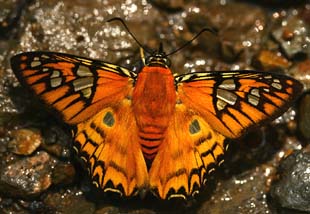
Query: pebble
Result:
<box><xmin>270</xmin><ymin>151</ymin><xmax>310</xmax><ymax>212</ymax></box>
<box><xmin>8</xmin><ymin>128</ymin><xmax>42</xmax><ymax>155</ymax></box>
<box><xmin>272</xmin><ymin>16</ymin><xmax>310</xmax><ymax>58</ymax></box>
<box><xmin>298</xmin><ymin>93</ymin><xmax>310</xmax><ymax>140</ymax></box>
<box><xmin>52</xmin><ymin>162</ymin><xmax>76</xmax><ymax>186</ymax></box>
<box><xmin>289</xmin><ymin>59</ymin><xmax>310</xmax><ymax>91</ymax></box>
<box><xmin>43</xmin><ymin>188</ymin><xmax>96</xmax><ymax>214</ymax></box>
<box><xmin>253</xmin><ymin>50</ymin><xmax>291</xmax><ymax>71</ymax></box>
<box><xmin>0</xmin><ymin>151</ymin><xmax>55</xmax><ymax>197</ymax></box>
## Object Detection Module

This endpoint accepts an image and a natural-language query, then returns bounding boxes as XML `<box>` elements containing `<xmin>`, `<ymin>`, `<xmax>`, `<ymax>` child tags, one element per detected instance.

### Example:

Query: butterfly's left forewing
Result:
<box><xmin>176</xmin><ymin>71</ymin><xmax>303</xmax><ymax>139</ymax></box>
<box><xmin>11</xmin><ymin>52</ymin><xmax>136</xmax><ymax>124</ymax></box>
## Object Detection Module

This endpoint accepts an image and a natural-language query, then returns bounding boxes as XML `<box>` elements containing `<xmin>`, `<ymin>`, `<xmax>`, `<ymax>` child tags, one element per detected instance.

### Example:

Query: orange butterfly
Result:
<box><xmin>11</xmin><ymin>44</ymin><xmax>302</xmax><ymax>200</ymax></box>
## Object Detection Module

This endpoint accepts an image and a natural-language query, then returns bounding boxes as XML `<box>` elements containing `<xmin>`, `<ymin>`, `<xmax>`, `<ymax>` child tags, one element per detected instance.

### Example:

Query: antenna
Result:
<box><xmin>166</xmin><ymin>27</ymin><xmax>218</xmax><ymax>56</ymax></box>
<box><xmin>107</xmin><ymin>17</ymin><xmax>151</xmax><ymax>54</ymax></box>
<box><xmin>107</xmin><ymin>17</ymin><xmax>218</xmax><ymax>57</ymax></box>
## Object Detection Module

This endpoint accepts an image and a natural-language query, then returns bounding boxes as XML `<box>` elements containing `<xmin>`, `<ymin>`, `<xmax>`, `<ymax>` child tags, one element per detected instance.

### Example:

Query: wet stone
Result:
<box><xmin>270</xmin><ymin>151</ymin><xmax>310</xmax><ymax>212</ymax></box>
<box><xmin>51</xmin><ymin>162</ymin><xmax>76</xmax><ymax>186</ymax></box>
<box><xmin>95</xmin><ymin>206</ymin><xmax>120</xmax><ymax>214</ymax></box>
<box><xmin>43</xmin><ymin>188</ymin><xmax>95</xmax><ymax>214</ymax></box>
<box><xmin>151</xmin><ymin>0</ymin><xmax>185</xmax><ymax>12</ymax></box>
<box><xmin>253</xmin><ymin>50</ymin><xmax>291</xmax><ymax>71</ymax></box>
<box><xmin>8</xmin><ymin>128</ymin><xmax>42</xmax><ymax>155</ymax></box>
<box><xmin>289</xmin><ymin>59</ymin><xmax>310</xmax><ymax>91</ymax></box>
<box><xmin>0</xmin><ymin>0</ymin><xmax>29</xmax><ymax>39</ymax></box>
<box><xmin>0</xmin><ymin>151</ymin><xmax>55</xmax><ymax>197</ymax></box>
<box><xmin>183</xmin><ymin>1</ymin><xmax>267</xmax><ymax>67</ymax></box>
<box><xmin>272</xmin><ymin>16</ymin><xmax>310</xmax><ymax>59</ymax></box>
<box><xmin>41</xmin><ymin>125</ymin><xmax>71</xmax><ymax>159</ymax></box>
<box><xmin>0</xmin><ymin>198</ymin><xmax>29</xmax><ymax>214</ymax></box>
<box><xmin>298</xmin><ymin>93</ymin><xmax>310</xmax><ymax>140</ymax></box>
<box><xmin>198</xmin><ymin>167</ymin><xmax>271</xmax><ymax>214</ymax></box>
<box><xmin>300</xmin><ymin>3</ymin><xmax>310</xmax><ymax>24</ymax></box>
<box><xmin>0</xmin><ymin>198</ymin><xmax>47</xmax><ymax>214</ymax></box>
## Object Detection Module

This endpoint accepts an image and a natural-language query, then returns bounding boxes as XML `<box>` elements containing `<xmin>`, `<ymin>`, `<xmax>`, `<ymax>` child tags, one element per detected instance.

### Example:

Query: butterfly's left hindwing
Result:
<box><xmin>176</xmin><ymin>71</ymin><xmax>303</xmax><ymax>139</ymax></box>
<box><xmin>11</xmin><ymin>52</ymin><xmax>136</xmax><ymax>124</ymax></box>
<box><xmin>73</xmin><ymin>98</ymin><xmax>149</xmax><ymax>197</ymax></box>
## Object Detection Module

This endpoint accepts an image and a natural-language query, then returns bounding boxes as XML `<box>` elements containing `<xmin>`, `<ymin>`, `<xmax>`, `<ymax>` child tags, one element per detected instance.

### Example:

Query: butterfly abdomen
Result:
<box><xmin>133</xmin><ymin>66</ymin><xmax>176</xmax><ymax>161</ymax></box>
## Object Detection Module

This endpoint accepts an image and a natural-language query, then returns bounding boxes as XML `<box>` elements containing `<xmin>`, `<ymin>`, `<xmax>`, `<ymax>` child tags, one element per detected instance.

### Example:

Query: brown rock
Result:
<box><xmin>0</xmin><ymin>151</ymin><xmax>55</xmax><ymax>197</ymax></box>
<box><xmin>8</xmin><ymin>128</ymin><xmax>42</xmax><ymax>155</ymax></box>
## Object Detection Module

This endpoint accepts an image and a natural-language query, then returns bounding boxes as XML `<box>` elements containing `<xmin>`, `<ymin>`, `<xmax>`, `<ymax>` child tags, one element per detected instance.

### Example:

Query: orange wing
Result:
<box><xmin>149</xmin><ymin>70</ymin><xmax>302</xmax><ymax>200</ymax></box>
<box><xmin>11</xmin><ymin>52</ymin><xmax>136</xmax><ymax>125</ymax></box>
<box><xmin>11</xmin><ymin>52</ymin><xmax>148</xmax><ymax>196</ymax></box>
<box><xmin>149</xmin><ymin>103</ymin><xmax>227</xmax><ymax>200</ymax></box>
<box><xmin>175</xmin><ymin>71</ymin><xmax>303</xmax><ymax>139</ymax></box>
<box><xmin>73</xmin><ymin>98</ymin><xmax>149</xmax><ymax>197</ymax></box>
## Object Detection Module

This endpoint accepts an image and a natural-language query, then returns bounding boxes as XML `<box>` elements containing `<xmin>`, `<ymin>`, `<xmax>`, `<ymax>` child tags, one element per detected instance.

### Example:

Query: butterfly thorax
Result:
<box><xmin>132</xmin><ymin>65</ymin><xmax>176</xmax><ymax>164</ymax></box>
<box><xmin>145</xmin><ymin>53</ymin><xmax>171</xmax><ymax>68</ymax></box>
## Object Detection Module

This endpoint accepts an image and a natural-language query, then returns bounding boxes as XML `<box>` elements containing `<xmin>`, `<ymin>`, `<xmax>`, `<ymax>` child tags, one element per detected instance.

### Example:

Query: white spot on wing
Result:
<box><xmin>217</xmin><ymin>99</ymin><xmax>227</xmax><ymax>111</ymax></box>
<box><xmin>50</xmin><ymin>77</ymin><xmax>62</xmax><ymax>88</ymax></box>
<box><xmin>31</xmin><ymin>61</ymin><xmax>41</xmax><ymax>67</ymax></box>
<box><xmin>51</xmin><ymin>70</ymin><xmax>60</xmax><ymax>78</ymax></box>
<box><xmin>218</xmin><ymin>79</ymin><xmax>236</xmax><ymax>90</ymax></box>
<box><xmin>216</xmin><ymin>89</ymin><xmax>238</xmax><ymax>106</ymax></box>
<box><xmin>248</xmin><ymin>94</ymin><xmax>260</xmax><ymax>106</ymax></box>
<box><xmin>263</xmin><ymin>88</ymin><xmax>270</xmax><ymax>92</ymax></box>
<box><xmin>81</xmin><ymin>88</ymin><xmax>92</xmax><ymax>98</ymax></box>
<box><xmin>271</xmin><ymin>82</ymin><xmax>282</xmax><ymax>90</ymax></box>
<box><xmin>77</xmin><ymin>65</ymin><xmax>93</xmax><ymax>77</ymax></box>
<box><xmin>250</xmin><ymin>88</ymin><xmax>260</xmax><ymax>97</ymax></box>
<box><xmin>73</xmin><ymin>77</ymin><xmax>94</xmax><ymax>91</ymax></box>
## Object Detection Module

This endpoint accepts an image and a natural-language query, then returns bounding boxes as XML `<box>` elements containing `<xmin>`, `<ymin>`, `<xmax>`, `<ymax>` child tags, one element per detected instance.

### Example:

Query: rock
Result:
<box><xmin>272</xmin><ymin>16</ymin><xmax>309</xmax><ymax>58</ymax></box>
<box><xmin>289</xmin><ymin>59</ymin><xmax>310</xmax><ymax>91</ymax></box>
<box><xmin>198</xmin><ymin>167</ymin><xmax>272</xmax><ymax>214</ymax></box>
<box><xmin>8</xmin><ymin>128</ymin><xmax>42</xmax><ymax>155</ymax></box>
<box><xmin>270</xmin><ymin>151</ymin><xmax>310</xmax><ymax>212</ymax></box>
<box><xmin>253</xmin><ymin>50</ymin><xmax>291</xmax><ymax>71</ymax></box>
<box><xmin>151</xmin><ymin>0</ymin><xmax>185</xmax><ymax>12</ymax></box>
<box><xmin>300</xmin><ymin>3</ymin><xmax>310</xmax><ymax>25</ymax></box>
<box><xmin>0</xmin><ymin>0</ymin><xmax>30</xmax><ymax>39</ymax></box>
<box><xmin>95</xmin><ymin>206</ymin><xmax>120</xmax><ymax>214</ymax></box>
<box><xmin>184</xmin><ymin>2</ymin><xmax>267</xmax><ymax>64</ymax></box>
<box><xmin>52</xmin><ymin>162</ymin><xmax>76</xmax><ymax>186</ymax></box>
<box><xmin>0</xmin><ymin>151</ymin><xmax>55</xmax><ymax>197</ymax></box>
<box><xmin>41</xmin><ymin>125</ymin><xmax>71</xmax><ymax>159</ymax></box>
<box><xmin>43</xmin><ymin>188</ymin><xmax>96</xmax><ymax>214</ymax></box>
<box><xmin>298</xmin><ymin>93</ymin><xmax>310</xmax><ymax>140</ymax></box>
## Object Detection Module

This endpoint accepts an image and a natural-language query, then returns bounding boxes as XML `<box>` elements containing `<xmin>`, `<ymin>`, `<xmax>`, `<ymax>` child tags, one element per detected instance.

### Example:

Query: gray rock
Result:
<box><xmin>270</xmin><ymin>151</ymin><xmax>310</xmax><ymax>212</ymax></box>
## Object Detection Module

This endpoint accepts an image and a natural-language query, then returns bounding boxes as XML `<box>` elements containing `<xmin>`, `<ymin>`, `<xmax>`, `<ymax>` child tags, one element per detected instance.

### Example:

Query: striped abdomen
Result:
<box><xmin>132</xmin><ymin>66</ymin><xmax>176</xmax><ymax>163</ymax></box>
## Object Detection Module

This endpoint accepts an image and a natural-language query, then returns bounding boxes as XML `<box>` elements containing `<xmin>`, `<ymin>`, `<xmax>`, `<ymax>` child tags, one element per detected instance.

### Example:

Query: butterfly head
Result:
<box><xmin>145</xmin><ymin>43</ymin><xmax>171</xmax><ymax>68</ymax></box>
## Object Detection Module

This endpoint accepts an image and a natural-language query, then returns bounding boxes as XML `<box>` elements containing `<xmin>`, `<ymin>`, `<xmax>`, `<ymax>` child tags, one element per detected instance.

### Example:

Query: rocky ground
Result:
<box><xmin>0</xmin><ymin>0</ymin><xmax>309</xmax><ymax>213</ymax></box>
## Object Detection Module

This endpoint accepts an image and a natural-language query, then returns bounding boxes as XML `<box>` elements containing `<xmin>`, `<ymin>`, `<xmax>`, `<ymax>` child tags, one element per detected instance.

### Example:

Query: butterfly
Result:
<box><xmin>10</xmin><ymin>45</ymin><xmax>303</xmax><ymax>200</ymax></box>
